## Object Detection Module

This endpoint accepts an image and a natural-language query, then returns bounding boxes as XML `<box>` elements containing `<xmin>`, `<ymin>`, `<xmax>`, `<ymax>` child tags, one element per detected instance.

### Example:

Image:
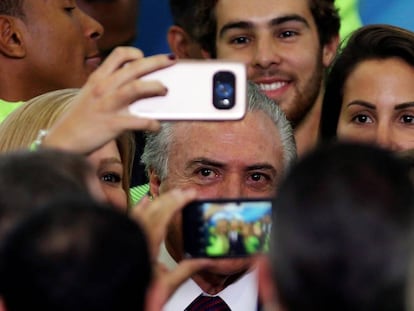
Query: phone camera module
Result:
<box><xmin>215</xmin><ymin>82</ymin><xmax>234</xmax><ymax>99</ymax></box>
<box><xmin>213</xmin><ymin>71</ymin><xmax>236</xmax><ymax>109</ymax></box>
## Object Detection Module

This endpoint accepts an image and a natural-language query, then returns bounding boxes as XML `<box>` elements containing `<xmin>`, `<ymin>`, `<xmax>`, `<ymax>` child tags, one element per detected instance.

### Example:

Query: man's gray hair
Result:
<box><xmin>141</xmin><ymin>81</ymin><xmax>297</xmax><ymax>180</ymax></box>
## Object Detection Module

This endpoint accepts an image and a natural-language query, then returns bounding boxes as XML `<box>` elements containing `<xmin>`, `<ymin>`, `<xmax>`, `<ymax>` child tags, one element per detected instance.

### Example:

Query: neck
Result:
<box><xmin>294</xmin><ymin>88</ymin><xmax>323</xmax><ymax>157</ymax></box>
<box><xmin>0</xmin><ymin>71</ymin><xmax>42</xmax><ymax>102</ymax></box>
<box><xmin>165</xmin><ymin>242</ymin><xmax>247</xmax><ymax>294</ymax></box>
<box><xmin>192</xmin><ymin>270</ymin><xmax>247</xmax><ymax>295</ymax></box>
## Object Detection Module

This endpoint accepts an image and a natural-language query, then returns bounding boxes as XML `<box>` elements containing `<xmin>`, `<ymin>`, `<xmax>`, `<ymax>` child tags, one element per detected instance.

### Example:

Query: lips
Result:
<box><xmin>85</xmin><ymin>53</ymin><xmax>102</xmax><ymax>71</ymax></box>
<box><xmin>254</xmin><ymin>78</ymin><xmax>291</xmax><ymax>100</ymax></box>
<box><xmin>257</xmin><ymin>81</ymin><xmax>288</xmax><ymax>92</ymax></box>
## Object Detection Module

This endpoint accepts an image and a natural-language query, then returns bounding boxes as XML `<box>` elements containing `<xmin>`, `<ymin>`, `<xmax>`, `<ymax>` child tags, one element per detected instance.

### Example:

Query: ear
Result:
<box><xmin>201</xmin><ymin>48</ymin><xmax>212</xmax><ymax>59</ymax></box>
<box><xmin>167</xmin><ymin>25</ymin><xmax>193</xmax><ymax>59</ymax></box>
<box><xmin>148</xmin><ymin>168</ymin><xmax>161</xmax><ymax>198</ymax></box>
<box><xmin>322</xmin><ymin>34</ymin><xmax>339</xmax><ymax>67</ymax></box>
<box><xmin>0</xmin><ymin>16</ymin><xmax>26</xmax><ymax>58</ymax></box>
<box><xmin>257</xmin><ymin>256</ymin><xmax>282</xmax><ymax>311</ymax></box>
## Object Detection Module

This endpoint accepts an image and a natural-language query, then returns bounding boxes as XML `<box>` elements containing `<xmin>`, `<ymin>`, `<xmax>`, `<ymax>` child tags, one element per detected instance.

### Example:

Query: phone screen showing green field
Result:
<box><xmin>201</xmin><ymin>201</ymin><xmax>272</xmax><ymax>257</ymax></box>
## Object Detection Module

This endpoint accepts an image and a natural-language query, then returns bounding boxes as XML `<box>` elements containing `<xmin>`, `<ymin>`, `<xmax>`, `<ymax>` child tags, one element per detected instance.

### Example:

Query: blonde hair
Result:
<box><xmin>0</xmin><ymin>89</ymin><xmax>135</xmax><ymax>207</ymax></box>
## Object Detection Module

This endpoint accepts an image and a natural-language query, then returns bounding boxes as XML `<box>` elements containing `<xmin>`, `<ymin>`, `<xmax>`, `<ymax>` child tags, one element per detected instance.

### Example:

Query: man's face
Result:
<box><xmin>150</xmin><ymin>111</ymin><xmax>284</xmax><ymax>276</ymax></box>
<box><xmin>213</xmin><ymin>0</ymin><xmax>336</xmax><ymax>125</ymax></box>
<box><xmin>20</xmin><ymin>0</ymin><xmax>103</xmax><ymax>90</ymax></box>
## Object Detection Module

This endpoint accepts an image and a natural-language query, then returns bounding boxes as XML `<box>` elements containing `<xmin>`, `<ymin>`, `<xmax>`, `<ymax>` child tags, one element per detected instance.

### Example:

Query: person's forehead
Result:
<box><xmin>23</xmin><ymin>0</ymin><xmax>63</xmax><ymax>12</ymax></box>
<box><xmin>214</xmin><ymin>0</ymin><xmax>314</xmax><ymax>25</ymax></box>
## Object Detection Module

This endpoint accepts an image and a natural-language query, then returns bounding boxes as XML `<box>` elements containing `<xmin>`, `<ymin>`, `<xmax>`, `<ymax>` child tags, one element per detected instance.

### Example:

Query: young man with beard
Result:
<box><xmin>195</xmin><ymin>0</ymin><xmax>340</xmax><ymax>156</ymax></box>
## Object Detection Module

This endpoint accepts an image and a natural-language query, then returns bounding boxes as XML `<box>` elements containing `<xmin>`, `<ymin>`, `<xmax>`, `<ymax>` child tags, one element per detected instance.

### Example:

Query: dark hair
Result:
<box><xmin>397</xmin><ymin>148</ymin><xmax>414</xmax><ymax>186</ymax></box>
<box><xmin>320</xmin><ymin>24</ymin><xmax>414</xmax><ymax>141</ymax></box>
<box><xmin>169</xmin><ymin>0</ymin><xmax>198</xmax><ymax>38</ymax></box>
<box><xmin>0</xmin><ymin>196</ymin><xmax>151</xmax><ymax>311</ymax></box>
<box><xmin>271</xmin><ymin>142</ymin><xmax>414</xmax><ymax>311</ymax></box>
<box><xmin>194</xmin><ymin>0</ymin><xmax>340</xmax><ymax>58</ymax></box>
<box><xmin>0</xmin><ymin>149</ymin><xmax>95</xmax><ymax>240</ymax></box>
<box><xmin>0</xmin><ymin>0</ymin><xmax>24</xmax><ymax>16</ymax></box>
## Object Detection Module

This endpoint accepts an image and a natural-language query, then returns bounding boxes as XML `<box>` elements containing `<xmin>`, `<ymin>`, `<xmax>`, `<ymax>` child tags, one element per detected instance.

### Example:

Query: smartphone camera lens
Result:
<box><xmin>215</xmin><ymin>82</ymin><xmax>234</xmax><ymax>98</ymax></box>
<box><xmin>213</xmin><ymin>71</ymin><xmax>236</xmax><ymax>109</ymax></box>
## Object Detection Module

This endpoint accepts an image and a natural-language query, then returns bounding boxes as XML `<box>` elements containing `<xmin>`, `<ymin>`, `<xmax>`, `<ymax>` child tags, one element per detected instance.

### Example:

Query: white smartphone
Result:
<box><xmin>128</xmin><ymin>60</ymin><xmax>247</xmax><ymax>120</ymax></box>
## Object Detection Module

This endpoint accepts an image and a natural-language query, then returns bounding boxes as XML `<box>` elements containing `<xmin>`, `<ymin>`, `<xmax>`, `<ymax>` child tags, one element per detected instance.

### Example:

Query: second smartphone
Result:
<box><xmin>182</xmin><ymin>198</ymin><xmax>273</xmax><ymax>258</ymax></box>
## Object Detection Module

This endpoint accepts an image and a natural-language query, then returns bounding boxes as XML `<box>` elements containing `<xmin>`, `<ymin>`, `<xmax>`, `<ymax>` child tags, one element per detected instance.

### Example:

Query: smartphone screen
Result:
<box><xmin>182</xmin><ymin>199</ymin><xmax>272</xmax><ymax>258</ymax></box>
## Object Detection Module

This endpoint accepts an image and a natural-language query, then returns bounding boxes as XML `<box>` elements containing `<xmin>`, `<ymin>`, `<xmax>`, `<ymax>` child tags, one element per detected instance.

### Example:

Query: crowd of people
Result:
<box><xmin>0</xmin><ymin>0</ymin><xmax>413</xmax><ymax>310</ymax></box>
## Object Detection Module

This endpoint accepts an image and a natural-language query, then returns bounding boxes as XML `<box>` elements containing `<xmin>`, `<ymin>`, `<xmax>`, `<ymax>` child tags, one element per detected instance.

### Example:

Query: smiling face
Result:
<box><xmin>150</xmin><ymin>111</ymin><xmax>284</xmax><ymax>277</ymax></box>
<box><xmin>337</xmin><ymin>58</ymin><xmax>414</xmax><ymax>151</ymax></box>
<box><xmin>213</xmin><ymin>0</ymin><xmax>336</xmax><ymax>125</ymax></box>
<box><xmin>87</xmin><ymin>140</ymin><xmax>127</xmax><ymax>211</ymax></box>
<box><xmin>19</xmin><ymin>0</ymin><xmax>103</xmax><ymax>90</ymax></box>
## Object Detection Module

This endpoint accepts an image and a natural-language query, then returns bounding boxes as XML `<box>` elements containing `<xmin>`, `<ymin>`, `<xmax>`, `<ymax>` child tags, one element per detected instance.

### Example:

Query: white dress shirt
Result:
<box><xmin>159</xmin><ymin>243</ymin><xmax>259</xmax><ymax>311</ymax></box>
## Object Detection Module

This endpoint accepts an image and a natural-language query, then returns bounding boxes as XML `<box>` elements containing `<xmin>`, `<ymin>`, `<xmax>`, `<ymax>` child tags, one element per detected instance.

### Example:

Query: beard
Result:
<box><xmin>282</xmin><ymin>57</ymin><xmax>324</xmax><ymax>127</ymax></box>
<box><xmin>251</xmin><ymin>49</ymin><xmax>325</xmax><ymax>128</ymax></box>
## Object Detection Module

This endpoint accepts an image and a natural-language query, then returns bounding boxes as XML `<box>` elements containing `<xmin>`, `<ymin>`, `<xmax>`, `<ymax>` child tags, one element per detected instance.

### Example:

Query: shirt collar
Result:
<box><xmin>159</xmin><ymin>243</ymin><xmax>259</xmax><ymax>310</ymax></box>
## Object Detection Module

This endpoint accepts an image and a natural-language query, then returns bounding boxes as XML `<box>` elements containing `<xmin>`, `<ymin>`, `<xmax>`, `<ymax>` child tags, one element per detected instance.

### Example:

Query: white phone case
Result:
<box><xmin>128</xmin><ymin>60</ymin><xmax>247</xmax><ymax>120</ymax></box>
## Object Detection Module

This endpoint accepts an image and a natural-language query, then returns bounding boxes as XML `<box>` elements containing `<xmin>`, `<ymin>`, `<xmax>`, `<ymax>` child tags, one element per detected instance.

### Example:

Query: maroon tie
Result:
<box><xmin>185</xmin><ymin>294</ymin><xmax>231</xmax><ymax>311</ymax></box>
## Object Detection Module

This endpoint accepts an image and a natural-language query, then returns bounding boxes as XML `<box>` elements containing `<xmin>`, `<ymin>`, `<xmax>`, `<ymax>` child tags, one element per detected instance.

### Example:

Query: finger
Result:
<box><xmin>136</xmin><ymin>188</ymin><xmax>196</xmax><ymax>260</ymax></box>
<box><xmin>130</xmin><ymin>195</ymin><xmax>153</xmax><ymax>222</ymax></box>
<box><xmin>161</xmin><ymin>259</ymin><xmax>213</xmax><ymax>295</ymax></box>
<box><xmin>144</xmin><ymin>259</ymin><xmax>212</xmax><ymax>311</ymax></box>
<box><xmin>101</xmin><ymin>80</ymin><xmax>169</xmax><ymax>111</ymax></box>
<box><xmin>142</xmin><ymin>188</ymin><xmax>197</xmax><ymax>229</ymax></box>
<box><xmin>119</xmin><ymin>79</ymin><xmax>169</xmax><ymax>106</ymax></box>
<box><xmin>95</xmin><ymin>46</ymin><xmax>144</xmax><ymax>77</ymax></box>
<box><xmin>134</xmin><ymin>195</ymin><xmax>152</xmax><ymax>210</ymax></box>
<box><xmin>109</xmin><ymin>114</ymin><xmax>161</xmax><ymax>133</ymax></box>
<box><xmin>120</xmin><ymin>53</ymin><xmax>177</xmax><ymax>80</ymax></box>
<box><xmin>95</xmin><ymin>54</ymin><xmax>177</xmax><ymax>94</ymax></box>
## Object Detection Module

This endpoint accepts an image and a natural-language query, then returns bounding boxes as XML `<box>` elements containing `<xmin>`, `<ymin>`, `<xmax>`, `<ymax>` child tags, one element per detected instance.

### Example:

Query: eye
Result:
<box><xmin>64</xmin><ymin>7</ymin><xmax>76</xmax><ymax>14</ymax></box>
<box><xmin>197</xmin><ymin>168</ymin><xmax>216</xmax><ymax>178</ymax></box>
<box><xmin>278</xmin><ymin>30</ymin><xmax>298</xmax><ymax>39</ymax></box>
<box><xmin>400</xmin><ymin>114</ymin><xmax>414</xmax><ymax>124</ymax></box>
<box><xmin>100</xmin><ymin>172</ymin><xmax>122</xmax><ymax>184</ymax></box>
<box><xmin>250</xmin><ymin>173</ymin><xmax>266</xmax><ymax>182</ymax></box>
<box><xmin>230</xmin><ymin>36</ymin><xmax>251</xmax><ymax>45</ymax></box>
<box><xmin>351</xmin><ymin>114</ymin><xmax>373</xmax><ymax>124</ymax></box>
<box><xmin>246</xmin><ymin>172</ymin><xmax>273</xmax><ymax>190</ymax></box>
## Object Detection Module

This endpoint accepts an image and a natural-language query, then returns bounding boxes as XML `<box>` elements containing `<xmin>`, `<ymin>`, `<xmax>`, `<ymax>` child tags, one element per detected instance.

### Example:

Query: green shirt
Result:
<box><xmin>0</xmin><ymin>99</ymin><xmax>23</xmax><ymax>123</ymax></box>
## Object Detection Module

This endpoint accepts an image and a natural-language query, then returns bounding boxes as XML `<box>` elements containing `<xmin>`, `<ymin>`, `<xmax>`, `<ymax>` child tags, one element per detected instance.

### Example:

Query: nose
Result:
<box><xmin>81</xmin><ymin>10</ymin><xmax>104</xmax><ymax>41</ymax></box>
<box><xmin>217</xmin><ymin>174</ymin><xmax>244</xmax><ymax>198</ymax></box>
<box><xmin>376</xmin><ymin>124</ymin><xmax>400</xmax><ymax>151</ymax></box>
<box><xmin>252</xmin><ymin>34</ymin><xmax>281</xmax><ymax>69</ymax></box>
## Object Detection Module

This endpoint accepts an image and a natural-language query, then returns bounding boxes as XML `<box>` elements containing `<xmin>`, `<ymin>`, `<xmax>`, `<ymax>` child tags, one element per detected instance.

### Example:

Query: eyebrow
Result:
<box><xmin>219</xmin><ymin>14</ymin><xmax>310</xmax><ymax>39</ymax></box>
<box><xmin>346</xmin><ymin>100</ymin><xmax>376</xmax><ymax>110</ymax></box>
<box><xmin>395</xmin><ymin>102</ymin><xmax>414</xmax><ymax>110</ymax></box>
<box><xmin>186</xmin><ymin>158</ymin><xmax>278</xmax><ymax>175</ymax></box>
<box><xmin>347</xmin><ymin>100</ymin><xmax>414</xmax><ymax>111</ymax></box>
<box><xmin>99</xmin><ymin>157</ymin><xmax>123</xmax><ymax>167</ymax></box>
<box><xmin>245</xmin><ymin>164</ymin><xmax>278</xmax><ymax>176</ymax></box>
<box><xmin>186</xmin><ymin>158</ymin><xmax>225</xmax><ymax>170</ymax></box>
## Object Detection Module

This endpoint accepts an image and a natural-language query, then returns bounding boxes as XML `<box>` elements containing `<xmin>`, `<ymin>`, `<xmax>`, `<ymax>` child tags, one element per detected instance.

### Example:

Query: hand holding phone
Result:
<box><xmin>182</xmin><ymin>198</ymin><xmax>273</xmax><ymax>258</ymax></box>
<box><xmin>128</xmin><ymin>60</ymin><xmax>247</xmax><ymax>120</ymax></box>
